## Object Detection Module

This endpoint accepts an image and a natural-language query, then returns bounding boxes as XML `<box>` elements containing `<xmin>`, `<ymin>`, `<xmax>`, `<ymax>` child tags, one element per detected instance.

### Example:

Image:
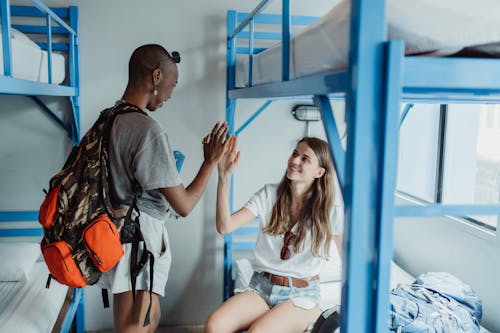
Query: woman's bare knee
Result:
<box><xmin>247</xmin><ymin>324</ymin><xmax>268</xmax><ymax>333</ymax></box>
<box><xmin>205</xmin><ymin>310</ymin><xmax>227</xmax><ymax>333</ymax></box>
<box><xmin>205</xmin><ymin>292</ymin><xmax>270</xmax><ymax>333</ymax></box>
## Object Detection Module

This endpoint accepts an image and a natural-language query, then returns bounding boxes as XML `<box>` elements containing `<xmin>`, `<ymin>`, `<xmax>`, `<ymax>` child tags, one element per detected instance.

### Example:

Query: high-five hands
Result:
<box><xmin>218</xmin><ymin>135</ymin><xmax>240</xmax><ymax>178</ymax></box>
<box><xmin>202</xmin><ymin>122</ymin><xmax>231</xmax><ymax>166</ymax></box>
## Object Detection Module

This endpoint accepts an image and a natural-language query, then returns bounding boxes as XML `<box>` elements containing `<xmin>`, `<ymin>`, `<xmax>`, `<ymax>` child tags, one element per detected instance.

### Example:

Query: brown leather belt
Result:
<box><xmin>262</xmin><ymin>272</ymin><xmax>319</xmax><ymax>288</ymax></box>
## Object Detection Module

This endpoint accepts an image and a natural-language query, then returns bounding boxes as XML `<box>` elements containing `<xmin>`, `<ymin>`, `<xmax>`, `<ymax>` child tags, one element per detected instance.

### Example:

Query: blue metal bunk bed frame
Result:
<box><xmin>224</xmin><ymin>0</ymin><xmax>500</xmax><ymax>332</ymax></box>
<box><xmin>0</xmin><ymin>1</ymin><xmax>83</xmax><ymax>332</ymax></box>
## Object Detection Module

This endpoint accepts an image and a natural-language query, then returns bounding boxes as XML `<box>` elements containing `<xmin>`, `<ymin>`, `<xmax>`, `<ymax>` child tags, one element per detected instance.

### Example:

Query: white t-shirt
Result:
<box><xmin>244</xmin><ymin>183</ymin><xmax>344</xmax><ymax>279</ymax></box>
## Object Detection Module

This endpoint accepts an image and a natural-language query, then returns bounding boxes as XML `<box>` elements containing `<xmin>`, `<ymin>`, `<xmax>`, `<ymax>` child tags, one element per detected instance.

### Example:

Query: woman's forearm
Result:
<box><xmin>216</xmin><ymin>174</ymin><xmax>232</xmax><ymax>234</ymax></box>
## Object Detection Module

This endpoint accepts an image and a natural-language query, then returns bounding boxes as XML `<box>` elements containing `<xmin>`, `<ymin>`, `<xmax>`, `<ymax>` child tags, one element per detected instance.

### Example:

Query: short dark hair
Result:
<box><xmin>128</xmin><ymin>44</ymin><xmax>180</xmax><ymax>82</ymax></box>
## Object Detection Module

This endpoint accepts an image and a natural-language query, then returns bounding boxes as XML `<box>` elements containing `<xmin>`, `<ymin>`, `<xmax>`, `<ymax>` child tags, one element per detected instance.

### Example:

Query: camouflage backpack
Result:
<box><xmin>38</xmin><ymin>102</ymin><xmax>149</xmax><ymax>289</ymax></box>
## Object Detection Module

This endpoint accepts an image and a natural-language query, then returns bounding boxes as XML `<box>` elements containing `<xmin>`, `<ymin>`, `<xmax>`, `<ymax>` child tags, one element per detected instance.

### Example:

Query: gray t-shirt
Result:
<box><xmin>109</xmin><ymin>111</ymin><xmax>182</xmax><ymax>219</ymax></box>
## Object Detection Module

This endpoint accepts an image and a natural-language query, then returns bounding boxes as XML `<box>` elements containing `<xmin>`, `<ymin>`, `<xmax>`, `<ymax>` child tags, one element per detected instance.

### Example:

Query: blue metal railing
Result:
<box><xmin>1</xmin><ymin>0</ymin><xmax>78</xmax><ymax>91</ymax></box>
<box><xmin>227</xmin><ymin>0</ymin><xmax>318</xmax><ymax>89</ymax></box>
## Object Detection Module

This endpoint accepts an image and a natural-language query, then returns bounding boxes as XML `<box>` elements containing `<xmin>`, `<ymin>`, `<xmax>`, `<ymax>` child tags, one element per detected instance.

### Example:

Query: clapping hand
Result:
<box><xmin>218</xmin><ymin>135</ymin><xmax>240</xmax><ymax>178</ymax></box>
<box><xmin>202</xmin><ymin>122</ymin><xmax>229</xmax><ymax>165</ymax></box>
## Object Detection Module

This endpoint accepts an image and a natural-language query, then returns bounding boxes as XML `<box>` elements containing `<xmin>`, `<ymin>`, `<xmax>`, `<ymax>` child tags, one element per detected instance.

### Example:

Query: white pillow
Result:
<box><xmin>319</xmin><ymin>240</ymin><xmax>342</xmax><ymax>282</ymax></box>
<box><xmin>233</xmin><ymin>258</ymin><xmax>254</xmax><ymax>292</ymax></box>
<box><xmin>0</xmin><ymin>242</ymin><xmax>41</xmax><ymax>282</ymax></box>
<box><xmin>0</xmin><ymin>25</ymin><xmax>40</xmax><ymax>50</ymax></box>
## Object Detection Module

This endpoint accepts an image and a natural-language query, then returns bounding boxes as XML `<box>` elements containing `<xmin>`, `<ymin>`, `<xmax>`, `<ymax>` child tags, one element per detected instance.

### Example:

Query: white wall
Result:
<box><xmin>397</xmin><ymin>104</ymin><xmax>440</xmax><ymax>202</ymax></box>
<box><xmin>2</xmin><ymin>0</ymin><xmax>335</xmax><ymax>330</ymax></box>
<box><xmin>0</xmin><ymin>96</ymin><xmax>70</xmax><ymax>209</ymax></box>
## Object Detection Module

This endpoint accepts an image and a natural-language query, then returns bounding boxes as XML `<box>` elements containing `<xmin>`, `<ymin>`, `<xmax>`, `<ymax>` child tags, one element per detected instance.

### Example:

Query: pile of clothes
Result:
<box><xmin>390</xmin><ymin>272</ymin><xmax>483</xmax><ymax>333</ymax></box>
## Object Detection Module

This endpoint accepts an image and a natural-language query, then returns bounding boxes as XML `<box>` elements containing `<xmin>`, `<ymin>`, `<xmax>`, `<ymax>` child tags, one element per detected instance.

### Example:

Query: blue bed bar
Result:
<box><xmin>60</xmin><ymin>288</ymin><xmax>85</xmax><ymax>333</ymax></box>
<box><xmin>228</xmin><ymin>57</ymin><xmax>500</xmax><ymax>103</ymax></box>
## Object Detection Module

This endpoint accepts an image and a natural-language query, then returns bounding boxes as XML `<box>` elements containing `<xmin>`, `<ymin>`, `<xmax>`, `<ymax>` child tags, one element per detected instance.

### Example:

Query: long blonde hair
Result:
<box><xmin>264</xmin><ymin>137</ymin><xmax>334</xmax><ymax>257</ymax></box>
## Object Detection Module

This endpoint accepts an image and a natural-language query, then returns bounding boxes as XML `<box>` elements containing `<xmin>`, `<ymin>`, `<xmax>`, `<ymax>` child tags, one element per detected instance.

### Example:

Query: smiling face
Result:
<box><xmin>286</xmin><ymin>141</ymin><xmax>325</xmax><ymax>185</ymax></box>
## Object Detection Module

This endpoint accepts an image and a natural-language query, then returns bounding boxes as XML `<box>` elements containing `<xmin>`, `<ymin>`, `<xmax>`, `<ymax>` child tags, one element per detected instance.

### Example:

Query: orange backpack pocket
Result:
<box><xmin>41</xmin><ymin>240</ymin><xmax>88</xmax><ymax>288</ymax></box>
<box><xmin>83</xmin><ymin>215</ymin><xmax>124</xmax><ymax>272</ymax></box>
<box><xmin>38</xmin><ymin>184</ymin><xmax>61</xmax><ymax>228</ymax></box>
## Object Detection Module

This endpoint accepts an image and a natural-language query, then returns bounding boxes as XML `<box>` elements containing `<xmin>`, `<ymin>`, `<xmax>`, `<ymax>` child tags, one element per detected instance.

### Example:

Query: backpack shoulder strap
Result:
<box><xmin>100</xmin><ymin>102</ymin><xmax>146</xmax><ymax>218</ymax></box>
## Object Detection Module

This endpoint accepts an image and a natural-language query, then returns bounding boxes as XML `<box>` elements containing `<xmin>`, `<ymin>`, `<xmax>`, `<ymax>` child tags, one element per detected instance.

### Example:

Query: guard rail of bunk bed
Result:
<box><xmin>0</xmin><ymin>2</ymin><xmax>82</xmax><ymax>332</ymax></box>
<box><xmin>0</xmin><ymin>0</ymin><xmax>80</xmax><ymax>234</ymax></box>
<box><xmin>224</xmin><ymin>0</ymin><xmax>500</xmax><ymax>332</ymax></box>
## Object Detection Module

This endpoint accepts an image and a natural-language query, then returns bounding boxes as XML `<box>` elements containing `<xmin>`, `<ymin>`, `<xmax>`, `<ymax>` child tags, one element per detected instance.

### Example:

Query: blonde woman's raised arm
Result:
<box><xmin>215</xmin><ymin>136</ymin><xmax>254</xmax><ymax>234</ymax></box>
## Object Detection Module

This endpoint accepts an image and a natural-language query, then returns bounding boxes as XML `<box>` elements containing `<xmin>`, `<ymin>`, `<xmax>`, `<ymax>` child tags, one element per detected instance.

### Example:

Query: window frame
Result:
<box><xmin>397</xmin><ymin>103</ymin><xmax>498</xmax><ymax>232</ymax></box>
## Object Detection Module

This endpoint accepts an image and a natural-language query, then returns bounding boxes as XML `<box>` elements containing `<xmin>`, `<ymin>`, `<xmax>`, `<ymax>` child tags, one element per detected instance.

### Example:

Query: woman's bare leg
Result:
<box><xmin>113</xmin><ymin>291</ymin><xmax>161</xmax><ymax>333</ymax></box>
<box><xmin>205</xmin><ymin>291</ymin><xmax>270</xmax><ymax>333</ymax></box>
<box><xmin>248</xmin><ymin>300</ymin><xmax>321</xmax><ymax>333</ymax></box>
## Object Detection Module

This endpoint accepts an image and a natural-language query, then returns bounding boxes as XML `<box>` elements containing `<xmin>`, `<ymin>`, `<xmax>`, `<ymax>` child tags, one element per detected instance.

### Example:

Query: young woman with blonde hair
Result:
<box><xmin>205</xmin><ymin>137</ymin><xmax>343</xmax><ymax>333</ymax></box>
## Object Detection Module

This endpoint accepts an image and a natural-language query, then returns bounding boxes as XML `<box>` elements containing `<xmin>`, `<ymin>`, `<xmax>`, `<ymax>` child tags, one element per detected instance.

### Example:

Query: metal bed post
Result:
<box><xmin>45</xmin><ymin>14</ymin><xmax>52</xmax><ymax>84</ymax></box>
<box><xmin>69</xmin><ymin>5</ymin><xmax>80</xmax><ymax>144</ymax></box>
<box><xmin>59</xmin><ymin>288</ymin><xmax>84</xmax><ymax>333</ymax></box>
<box><xmin>341</xmin><ymin>0</ymin><xmax>388</xmax><ymax>331</ymax></box>
<box><xmin>224</xmin><ymin>9</ymin><xmax>238</xmax><ymax>301</ymax></box>
<box><xmin>75</xmin><ymin>288</ymin><xmax>85</xmax><ymax>333</ymax></box>
<box><xmin>248</xmin><ymin>18</ymin><xmax>254</xmax><ymax>87</ymax></box>
<box><xmin>313</xmin><ymin>95</ymin><xmax>346</xmax><ymax>190</ymax></box>
<box><xmin>373</xmin><ymin>40</ymin><xmax>404</xmax><ymax>333</ymax></box>
<box><xmin>281</xmin><ymin>0</ymin><xmax>290</xmax><ymax>82</ymax></box>
<box><xmin>0</xmin><ymin>0</ymin><xmax>12</xmax><ymax>77</ymax></box>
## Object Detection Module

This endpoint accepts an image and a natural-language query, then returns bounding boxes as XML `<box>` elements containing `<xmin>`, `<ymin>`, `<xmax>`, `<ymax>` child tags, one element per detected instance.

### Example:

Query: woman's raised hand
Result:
<box><xmin>218</xmin><ymin>135</ymin><xmax>240</xmax><ymax>177</ymax></box>
<box><xmin>202</xmin><ymin>122</ymin><xmax>229</xmax><ymax>166</ymax></box>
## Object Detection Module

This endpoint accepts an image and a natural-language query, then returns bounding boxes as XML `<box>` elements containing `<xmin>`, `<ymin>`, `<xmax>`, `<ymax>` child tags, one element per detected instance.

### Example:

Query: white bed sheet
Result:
<box><xmin>236</xmin><ymin>0</ymin><xmax>500</xmax><ymax>87</ymax></box>
<box><xmin>0</xmin><ymin>27</ymin><xmax>65</xmax><ymax>84</ymax></box>
<box><xmin>0</xmin><ymin>260</ymin><xmax>69</xmax><ymax>333</ymax></box>
<box><xmin>319</xmin><ymin>261</ymin><xmax>414</xmax><ymax>310</ymax></box>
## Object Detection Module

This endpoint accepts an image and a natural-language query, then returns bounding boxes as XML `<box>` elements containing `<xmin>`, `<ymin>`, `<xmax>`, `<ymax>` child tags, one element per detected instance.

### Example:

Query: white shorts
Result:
<box><xmin>97</xmin><ymin>212</ymin><xmax>172</xmax><ymax>296</ymax></box>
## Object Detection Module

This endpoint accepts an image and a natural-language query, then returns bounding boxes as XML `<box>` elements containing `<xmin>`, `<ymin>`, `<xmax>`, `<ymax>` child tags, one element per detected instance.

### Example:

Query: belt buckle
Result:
<box><xmin>275</xmin><ymin>275</ymin><xmax>287</xmax><ymax>287</ymax></box>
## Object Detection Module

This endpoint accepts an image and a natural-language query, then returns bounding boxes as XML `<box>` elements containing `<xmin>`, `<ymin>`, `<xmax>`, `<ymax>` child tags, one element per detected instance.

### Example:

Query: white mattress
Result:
<box><xmin>0</xmin><ymin>260</ymin><xmax>69</xmax><ymax>333</ymax></box>
<box><xmin>319</xmin><ymin>261</ymin><xmax>414</xmax><ymax>310</ymax></box>
<box><xmin>236</xmin><ymin>0</ymin><xmax>500</xmax><ymax>87</ymax></box>
<box><xmin>0</xmin><ymin>27</ymin><xmax>65</xmax><ymax>84</ymax></box>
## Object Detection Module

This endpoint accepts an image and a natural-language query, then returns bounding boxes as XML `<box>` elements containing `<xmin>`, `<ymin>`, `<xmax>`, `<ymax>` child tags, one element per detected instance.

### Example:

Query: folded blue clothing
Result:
<box><xmin>389</xmin><ymin>272</ymin><xmax>482</xmax><ymax>333</ymax></box>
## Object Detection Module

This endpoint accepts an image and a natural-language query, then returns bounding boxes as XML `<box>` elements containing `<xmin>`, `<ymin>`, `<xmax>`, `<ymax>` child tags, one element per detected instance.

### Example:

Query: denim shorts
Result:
<box><xmin>242</xmin><ymin>271</ymin><xmax>321</xmax><ymax>310</ymax></box>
